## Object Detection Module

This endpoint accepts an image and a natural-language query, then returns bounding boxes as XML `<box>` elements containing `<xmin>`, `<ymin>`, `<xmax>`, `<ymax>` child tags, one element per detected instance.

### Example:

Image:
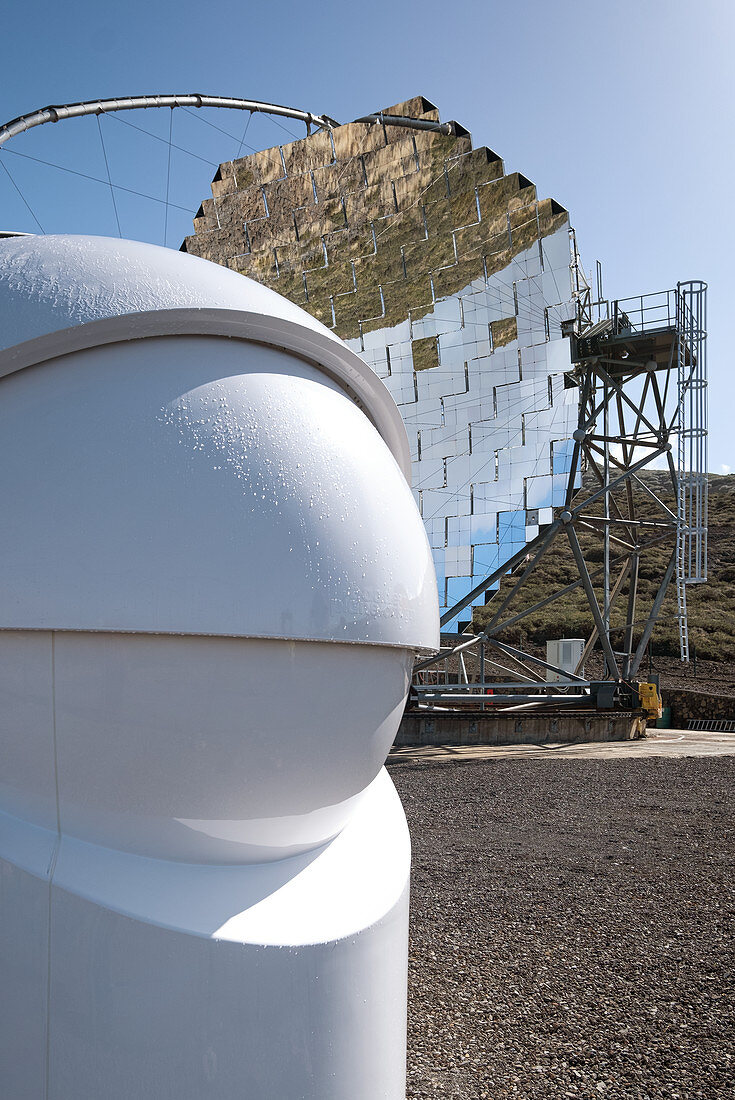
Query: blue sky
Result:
<box><xmin>2</xmin><ymin>0</ymin><xmax>732</xmax><ymax>472</ymax></box>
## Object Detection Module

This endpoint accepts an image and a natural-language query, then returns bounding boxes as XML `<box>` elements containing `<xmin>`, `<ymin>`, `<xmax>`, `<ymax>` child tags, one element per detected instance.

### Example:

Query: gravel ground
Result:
<box><xmin>388</xmin><ymin>756</ymin><xmax>735</xmax><ymax>1099</ymax></box>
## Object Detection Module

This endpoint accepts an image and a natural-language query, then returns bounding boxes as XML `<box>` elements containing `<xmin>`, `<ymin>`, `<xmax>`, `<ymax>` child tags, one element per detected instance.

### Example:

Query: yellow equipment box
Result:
<box><xmin>638</xmin><ymin>681</ymin><xmax>663</xmax><ymax>720</ymax></box>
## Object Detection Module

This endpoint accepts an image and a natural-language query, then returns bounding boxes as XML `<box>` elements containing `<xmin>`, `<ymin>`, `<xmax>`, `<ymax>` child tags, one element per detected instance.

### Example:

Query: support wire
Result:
<box><xmin>0</xmin><ymin>156</ymin><xmax>44</xmax><ymax>232</ymax></box>
<box><xmin>96</xmin><ymin>115</ymin><xmax>122</xmax><ymax>238</ymax></box>
<box><xmin>163</xmin><ymin>108</ymin><xmax>173</xmax><ymax>247</ymax></box>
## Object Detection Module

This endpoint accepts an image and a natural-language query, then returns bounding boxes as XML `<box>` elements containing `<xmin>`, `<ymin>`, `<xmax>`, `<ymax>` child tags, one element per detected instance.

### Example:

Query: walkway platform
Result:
<box><xmin>388</xmin><ymin>728</ymin><xmax>735</xmax><ymax>764</ymax></box>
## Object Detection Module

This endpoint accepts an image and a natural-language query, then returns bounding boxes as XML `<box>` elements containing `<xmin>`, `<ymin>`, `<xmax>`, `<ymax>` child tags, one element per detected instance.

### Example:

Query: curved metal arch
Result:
<box><xmin>0</xmin><ymin>94</ymin><xmax>339</xmax><ymax>150</ymax></box>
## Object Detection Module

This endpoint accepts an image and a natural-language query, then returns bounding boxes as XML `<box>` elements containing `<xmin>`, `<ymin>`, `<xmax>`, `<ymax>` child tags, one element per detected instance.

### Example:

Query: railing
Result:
<box><xmin>610</xmin><ymin>288</ymin><xmax>680</xmax><ymax>335</ymax></box>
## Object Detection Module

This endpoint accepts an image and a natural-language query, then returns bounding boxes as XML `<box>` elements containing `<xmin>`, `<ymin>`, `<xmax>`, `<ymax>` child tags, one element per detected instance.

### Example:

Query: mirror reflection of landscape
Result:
<box><xmin>184</xmin><ymin>96</ymin><xmax>580</xmax><ymax>627</ymax></box>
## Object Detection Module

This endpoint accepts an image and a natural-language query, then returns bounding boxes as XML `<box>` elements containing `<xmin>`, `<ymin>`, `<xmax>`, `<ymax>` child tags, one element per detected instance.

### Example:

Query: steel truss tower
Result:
<box><xmin>415</xmin><ymin>278</ymin><xmax>708</xmax><ymax>709</ymax></box>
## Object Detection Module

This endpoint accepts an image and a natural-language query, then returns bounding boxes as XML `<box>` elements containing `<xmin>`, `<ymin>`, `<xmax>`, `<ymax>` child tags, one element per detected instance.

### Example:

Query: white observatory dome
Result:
<box><xmin>0</xmin><ymin>234</ymin><xmax>439</xmax><ymax>862</ymax></box>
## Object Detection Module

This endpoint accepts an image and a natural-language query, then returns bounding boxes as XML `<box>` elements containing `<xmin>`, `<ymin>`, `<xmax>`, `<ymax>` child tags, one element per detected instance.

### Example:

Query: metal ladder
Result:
<box><xmin>675</xmin><ymin>281</ymin><xmax>708</xmax><ymax>662</ymax></box>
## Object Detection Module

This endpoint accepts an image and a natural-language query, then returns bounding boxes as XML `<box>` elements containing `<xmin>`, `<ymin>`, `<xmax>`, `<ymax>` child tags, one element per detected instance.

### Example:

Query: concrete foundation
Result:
<box><xmin>396</xmin><ymin>710</ymin><xmax>646</xmax><ymax>747</ymax></box>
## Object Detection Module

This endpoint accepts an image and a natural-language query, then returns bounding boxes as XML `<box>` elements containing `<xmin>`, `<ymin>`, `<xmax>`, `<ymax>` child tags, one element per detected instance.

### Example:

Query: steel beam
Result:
<box><xmin>575</xmin><ymin>556</ymin><xmax>631</xmax><ymax>675</ymax></box>
<box><xmin>354</xmin><ymin>113</ymin><xmax>455</xmax><ymax>135</ymax></box>
<box><xmin>565</xmin><ymin>524</ymin><xmax>620</xmax><ymax>678</ymax></box>
<box><xmin>483</xmin><ymin>530</ymin><xmax>559</xmax><ymax>631</ymax></box>
<box><xmin>629</xmin><ymin>472</ymin><xmax>677</xmax><ymax>520</ymax></box>
<box><xmin>0</xmin><ymin>95</ymin><xmax>336</xmax><ymax>149</ymax></box>
<box><xmin>415</xmin><ymin>693</ymin><xmax>591</xmax><ymax>706</ymax></box>
<box><xmin>439</xmin><ymin>519</ymin><xmax>561</xmax><ymax>627</ymax></box>
<box><xmin>629</xmin><ymin>548</ymin><xmax>677</xmax><ymax>677</ymax></box>
<box><xmin>591</xmin><ymin>363</ymin><xmax>662</xmax><ymax>438</ymax></box>
<box><xmin>413</xmin><ymin>632</ymin><xmax>485</xmax><ymax>672</ymax></box>
<box><xmin>622</xmin><ymin>551</ymin><xmax>640</xmax><ymax>679</ymax></box>
<box><xmin>575</xmin><ymin>447</ymin><xmax>668</xmax><ymax>517</ymax></box>
<box><xmin>413</xmin><ymin>681</ymin><xmax>585</xmax><ymax>693</ymax></box>
<box><xmin>484</xmin><ymin>637</ymin><xmax>588</xmax><ymax>684</ymax></box>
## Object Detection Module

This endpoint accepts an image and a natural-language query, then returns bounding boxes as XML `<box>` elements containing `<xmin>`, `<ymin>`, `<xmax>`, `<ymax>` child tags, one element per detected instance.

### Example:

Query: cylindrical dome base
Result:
<box><xmin>0</xmin><ymin>768</ymin><xmax>410</xmax><ymax>1100</ymax></box>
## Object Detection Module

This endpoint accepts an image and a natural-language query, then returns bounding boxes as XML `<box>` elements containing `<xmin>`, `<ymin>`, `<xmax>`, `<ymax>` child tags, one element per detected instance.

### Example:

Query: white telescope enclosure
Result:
<box><xmin>0</xmin><ymin>233</ymin><xmax>438</xmax><ymax>1099</ymax></box>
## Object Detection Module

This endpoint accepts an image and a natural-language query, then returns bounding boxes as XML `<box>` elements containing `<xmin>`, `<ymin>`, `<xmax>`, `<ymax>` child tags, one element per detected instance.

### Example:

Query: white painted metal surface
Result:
<box><xmin>0</xmin><ymin>334</ymin><xmax>436</xmax><ymax>647</ymax></box>
<box><xmin>0</xmin><ymin>233</ymin><xmax>412</xmax><ymax>477</ymax></box>
<box><xmin>545</xmin><ymin>638</ymin><xmax>585</xmax><ymax>682</ymax></box>
<box><xmin>1</xmin><ymin>631</ymin><xmax>413</xmax><ymax>863</ymax></box>
<box><xmin>1</xmin><ymin>772</ymin><xmax>411</xmax><ymax>1099</ymax></box>
<box><xmin>0</xmin><ymin>234</ymin><xmax>438</xmax><ymax>1098</ymax></box>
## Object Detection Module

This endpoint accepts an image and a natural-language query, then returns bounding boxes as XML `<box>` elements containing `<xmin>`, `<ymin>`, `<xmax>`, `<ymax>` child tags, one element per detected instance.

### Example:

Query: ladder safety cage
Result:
<box><xmin>675</xmin><ymin>280</ymin><xmax>708</xmax><ymax>587</ymax></box>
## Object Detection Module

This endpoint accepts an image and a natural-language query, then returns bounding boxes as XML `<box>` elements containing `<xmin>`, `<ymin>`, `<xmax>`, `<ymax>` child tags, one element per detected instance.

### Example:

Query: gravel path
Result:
<box><xmin>388</xmin><ymin>756</ymin><xmax>735</xmax><ymax>1099</ymax></box>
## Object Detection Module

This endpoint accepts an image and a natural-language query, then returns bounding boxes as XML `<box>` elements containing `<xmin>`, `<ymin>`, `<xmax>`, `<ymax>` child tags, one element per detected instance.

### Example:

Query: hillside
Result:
<box><xmin>473</xmin><ymin>472</ymin><xmax>735</xmax><ymax>664</ymax></box>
